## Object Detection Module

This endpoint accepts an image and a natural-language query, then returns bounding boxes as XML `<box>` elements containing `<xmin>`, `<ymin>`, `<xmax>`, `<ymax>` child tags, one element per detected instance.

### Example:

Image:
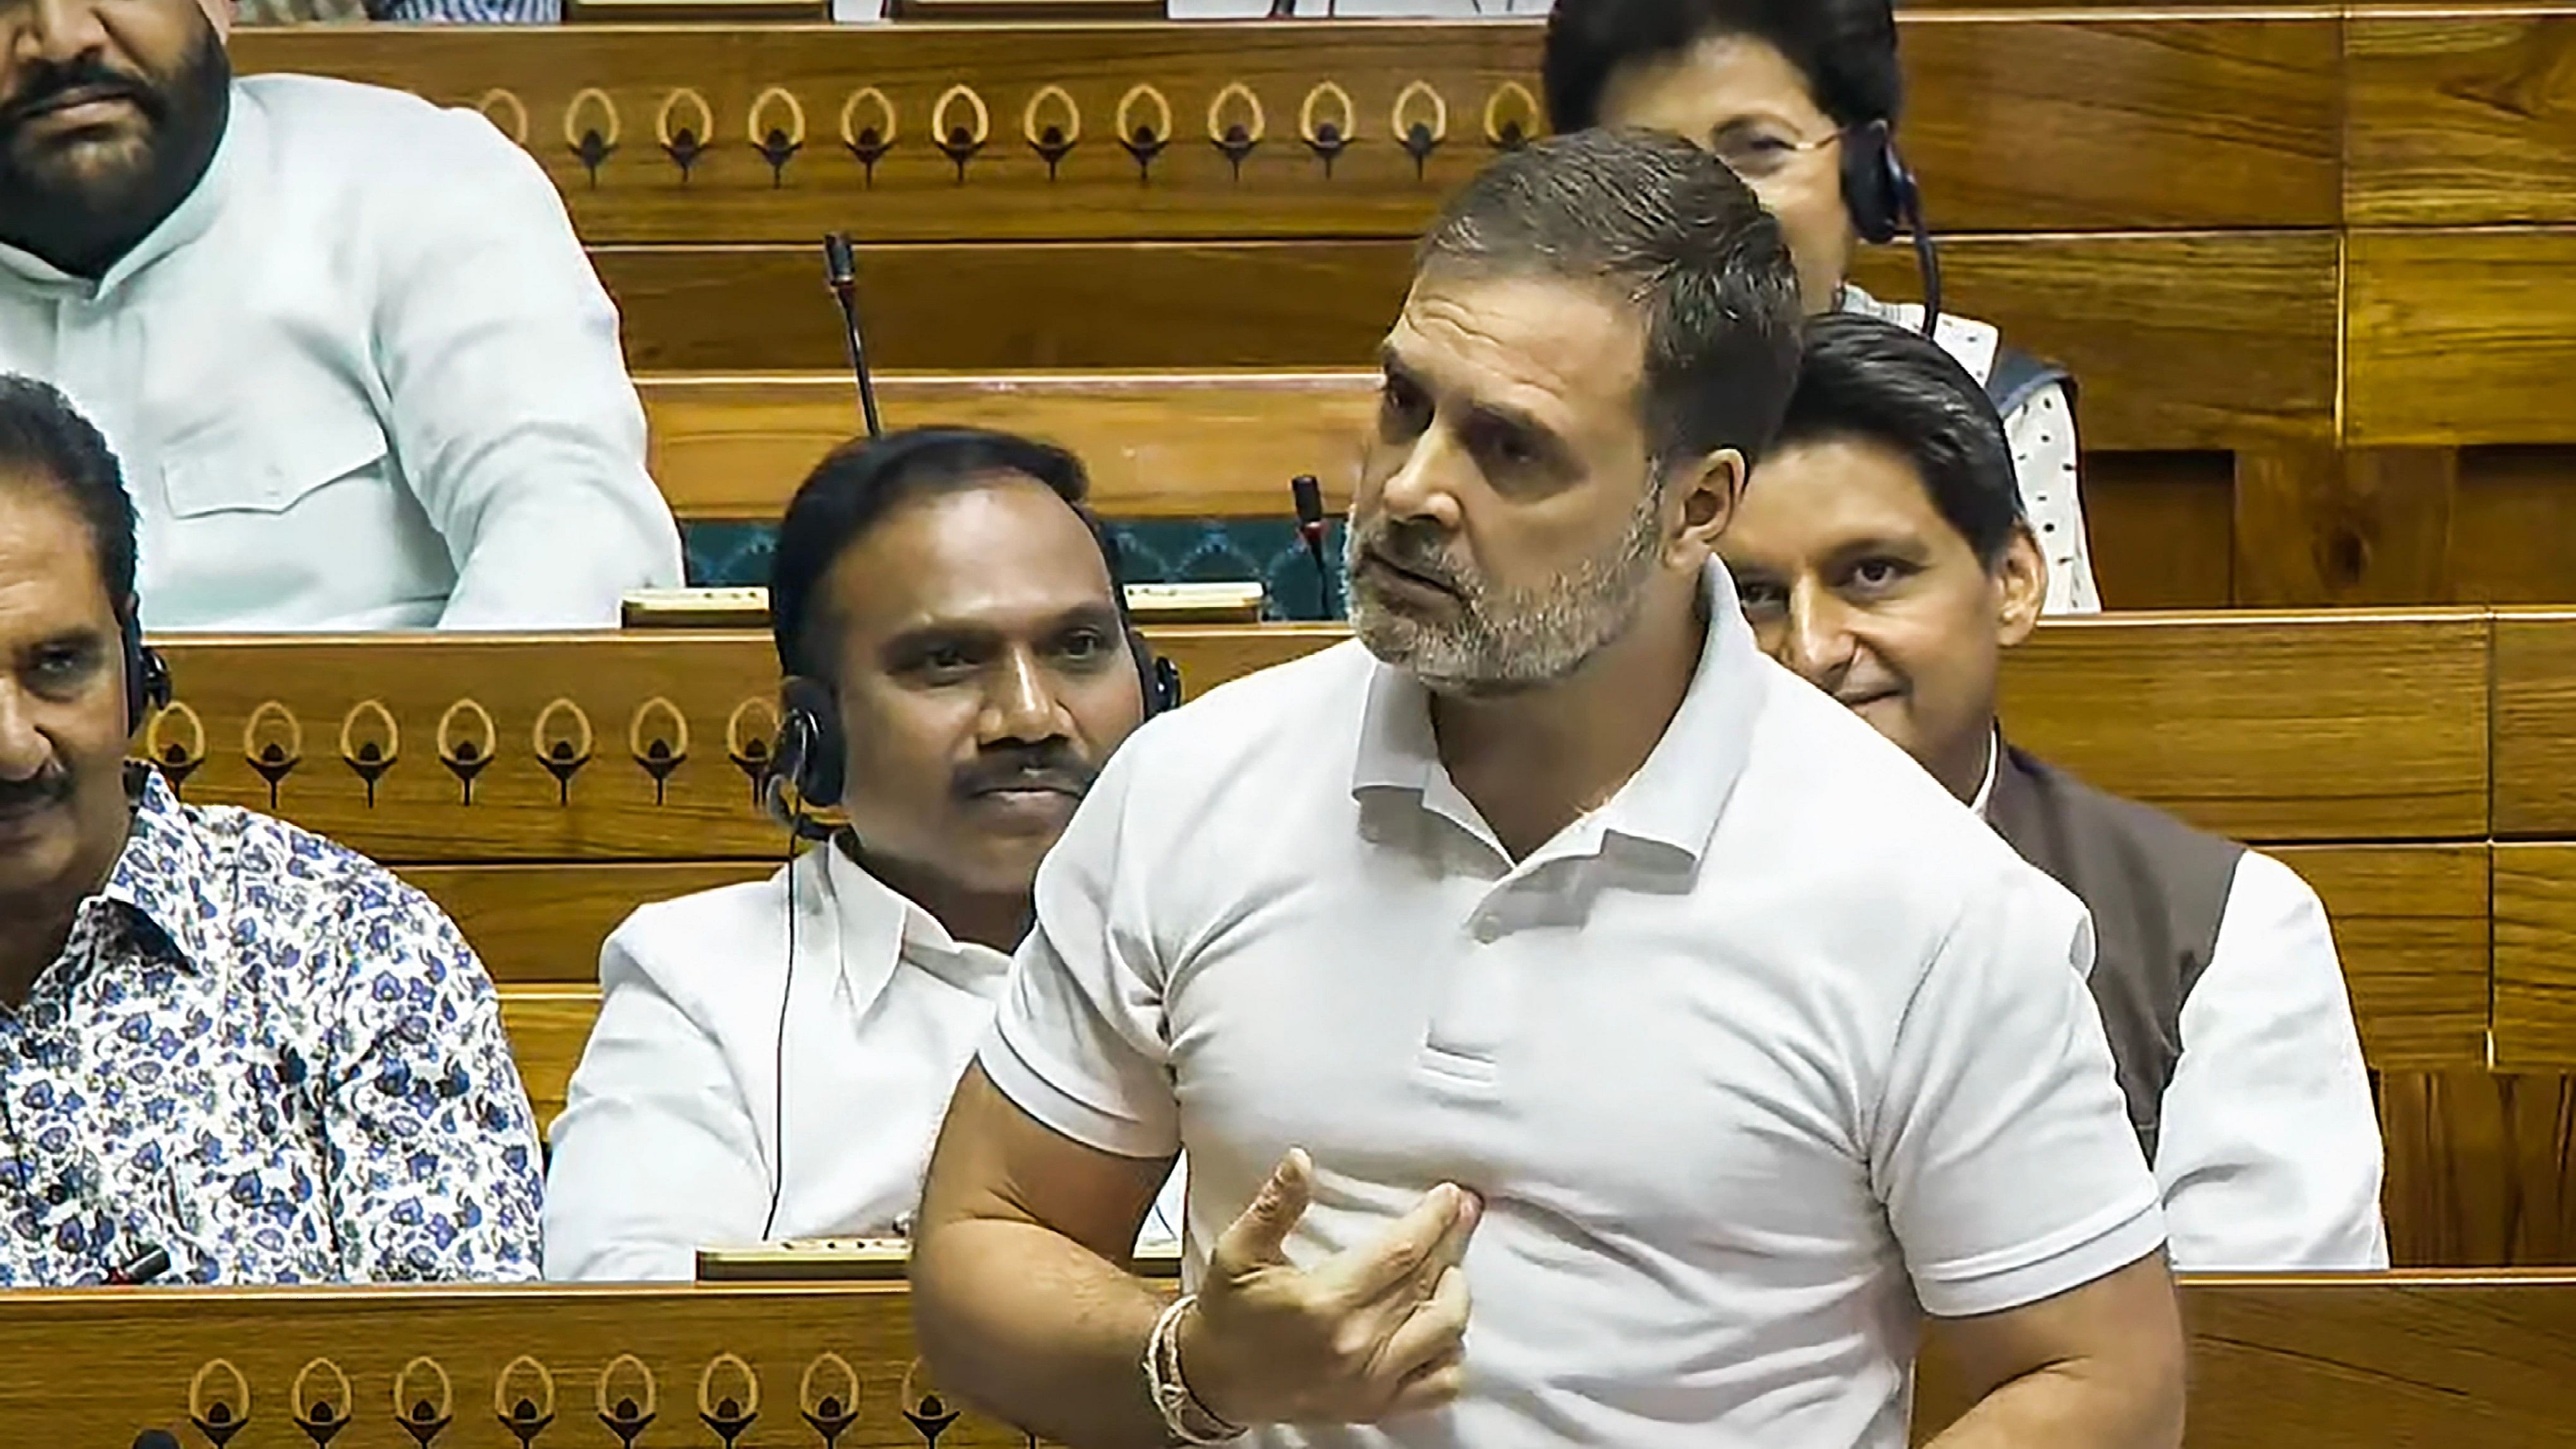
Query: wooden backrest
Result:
<box><xmin>4</xmin><ymin>1275</ymin><xmax>2569</xmax><ymax>1446</ymax></box>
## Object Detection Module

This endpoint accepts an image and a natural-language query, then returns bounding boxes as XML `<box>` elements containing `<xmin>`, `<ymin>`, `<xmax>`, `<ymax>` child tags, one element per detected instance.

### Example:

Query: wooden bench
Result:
<box><xmin>0</xmin><ymin>1275</ymin><xmax>2566</xmax><ymax>1444</ymax></box>
<box><xmin>135</xmin><ymin>611</ymin><xmax>2575</xmax><ymax>1262</ymax></box>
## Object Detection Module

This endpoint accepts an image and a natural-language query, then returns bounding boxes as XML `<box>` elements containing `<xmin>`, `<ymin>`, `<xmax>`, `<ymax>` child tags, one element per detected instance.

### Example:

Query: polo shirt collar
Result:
<box><xmin>1352</xmin><ymin>558</ymin><xmax>1764</xmax><ymax>866</ymax></box>
<box><xmin>97</xmin><ymin>766</ymin><xmax>219</xmax><ymax>973</ymax></box>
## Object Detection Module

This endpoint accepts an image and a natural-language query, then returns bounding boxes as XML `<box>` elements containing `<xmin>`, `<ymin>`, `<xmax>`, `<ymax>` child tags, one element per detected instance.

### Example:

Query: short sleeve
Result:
<box><xmin>978</xmin><ymin>747</ymin><xmax>1183</xmax><ymax>1160</ymax></box>
<box><xmin>1872</xmin><ymin>869</ymin><xmax>2167</xmax><ymax>1318</ymax></box>
<box><xmin>2004</xmin><ymin>382</ymin><xmax>2102</xmax><ymax>616</ymax></box>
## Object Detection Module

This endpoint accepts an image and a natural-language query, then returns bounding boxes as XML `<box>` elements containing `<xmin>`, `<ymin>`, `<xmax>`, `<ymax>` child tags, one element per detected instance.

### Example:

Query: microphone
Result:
<box><xmin>822</xmin><ymin>232</ymin><xmax>883</xmax><ymax>440</ymax></box>
<box><xmin>1290</xmin><ymin>474</ymin><xmax>1333</xmax><ymax>619</ymax></box>
<box><xmin>107</xmin><ymin>1244</ymin><xmax>171</xmax><ymax>1285</ymax></box>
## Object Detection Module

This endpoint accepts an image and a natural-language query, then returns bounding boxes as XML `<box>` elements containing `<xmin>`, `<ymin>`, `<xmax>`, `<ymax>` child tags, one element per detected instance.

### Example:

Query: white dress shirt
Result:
<box><xmin>1970</xmin><ymin>737</ymin><xmax>2389</xmax><ymax>1270</ymax></box>
<box><xmin>1843</xmin><ymin>287</ymin><xmax>2100</xmax><ymax>615</ymax></box>
<box><xmin>543</xmin><ymin>841</ymin><xmax>1179</xmax><ymax>1283</ymax></box>
<box><xmin>0</xmin><ymin>76</ymin><xmax>680</xmax><ymax>630</ymax></box>
<box><xmin>983</xmin><ymin>565</ymin><xmax>2165</xmax><ymax>1448</ymax></box>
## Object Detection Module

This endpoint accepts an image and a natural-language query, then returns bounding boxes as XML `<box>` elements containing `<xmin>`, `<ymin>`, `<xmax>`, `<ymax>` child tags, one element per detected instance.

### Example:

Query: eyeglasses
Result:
<box><xmin>1709</xmin><ymin>127</ymin><xmax>1843</xmax><ymax>183</ymax></box>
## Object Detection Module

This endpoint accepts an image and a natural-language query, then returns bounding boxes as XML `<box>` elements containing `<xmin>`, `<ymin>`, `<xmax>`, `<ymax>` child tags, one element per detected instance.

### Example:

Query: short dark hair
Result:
<box><xmin>0</xmin><ymin>374</ymin><xmax>138</xmax><ymax>620</ymax></box>
<box><xmin>1416</xmin><ymin>128</ymin><xmax>1802</xmax><ymax>472</ymax></box>
<box><xmin>1772</xmin><ymin>313</ymin><xmax>2023</xmax><ymax>565</ymax></box>
<box><xmin>769</xmin><ymin>426</ymin><xmax>1122</xmax><ymax>679</ymax></box>
<box><xmin>1544</xmin><ymin>0</ymin><xmax>1903</xmax><ymax>135</ymax></box>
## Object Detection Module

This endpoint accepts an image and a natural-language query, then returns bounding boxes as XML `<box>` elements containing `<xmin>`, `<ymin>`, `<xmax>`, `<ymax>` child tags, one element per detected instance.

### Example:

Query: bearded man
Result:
<box><xmin>904</xmin><ymin>129</ymin><xmax>2186</xmax><ymax>1449</ymax></box>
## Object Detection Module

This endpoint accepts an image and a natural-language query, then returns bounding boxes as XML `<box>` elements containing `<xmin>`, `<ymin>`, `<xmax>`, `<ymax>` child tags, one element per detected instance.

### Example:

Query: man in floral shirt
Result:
<box><xmin>0</xmin><ymin>374</ymin><xmax>541</xmax><ymax>1285</ymax></box>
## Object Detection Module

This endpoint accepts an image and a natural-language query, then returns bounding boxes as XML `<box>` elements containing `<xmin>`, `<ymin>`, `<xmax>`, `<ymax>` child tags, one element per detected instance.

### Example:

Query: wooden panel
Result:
<box><xmin>407</xmin><ymin>861</ymin><xmax>771</xmax><ymax>982</ymax></box>
<box><xmin>0</xmin><ymin>1283</ymin><xmax>1035</xmax><ymax>1446</ymax></box>
<box><xmin>2081</xmin><ymin>450</ymin><xmax>2236</xmax><ymax>610</ymax></box>
<box><xmin>2349</xmin><ymin>9</ymin><xmax>2576</xmax><ymax>227</ymax></box>
<box><xmin>2231</xmin><ymin>443</ymin><xmax>2460</xmax><ymax>606</ymax></box>
<box><xmin>1916</xmin><ymin>1273</ymin><xmax>2576</xmax><ymax>1444</ymax></box>
<box><xmin>1997</xmin><ymin>611</ymin><xmax>2490</xmax><ymax>842</ymax></box>
<box><xmin>2347</xmin><ymin>227</ymin><xmax>2576</xmax><ymax>447</ymax></box>
<box><xmin>230</xmin><ymin>16</ymin><xmax>2337</xmax><ymax>242</ymax></box>
<box><xmin>645</xmin><ymin>370</ymin><xmax>1378</xmax><ymax>520</ymax></box>
<box><xmin>135</xmin><ymin>627</ymin><xmax>1340</xmax><ymax>864</ymax></box>
<box><xmin>2495</xmin><ymin>843</ymin><xmax>2576</xmax><ymax>1069</ymax></box>
<box><xmin>2273</xmin><ymin>845</ymin><xmax>2491</xmax><ymax>1070</ymax></box>
<box><xmin>2380</xmin><ymin>1071</ymin><xmax>2576</xmax><ymax>1266</ymax></box>
<box><xmin>500</xmin><ymin>986</ymin><xmax>600</xmax><ymax>1135</ymax></box>
<box><xmin>597</xmin><ymin>240</ymin><xmax>1417</xmax><ymax>373</ymax></box>
<box><xmin>141</xmin><ymin>633</ymin><xmax>785</xmax><ymax>863</ymax></box>
<box><xmin>2448</xmin><ymin>445</ymin><xmax>2576</xmax><ymax>603</ymax></box>
<box><xmin>2491</xmin><ymin>609</ymin><xmax>2576</xmax><ymax>837</ymax></box>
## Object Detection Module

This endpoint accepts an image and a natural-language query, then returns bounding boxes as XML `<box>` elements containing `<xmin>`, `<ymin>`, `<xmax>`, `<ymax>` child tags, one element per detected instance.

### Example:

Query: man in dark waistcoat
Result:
<box><xmin>1719</xmin><ymin>313</ymin><xmax>2385</xmax><ymax>1268</ymax></box>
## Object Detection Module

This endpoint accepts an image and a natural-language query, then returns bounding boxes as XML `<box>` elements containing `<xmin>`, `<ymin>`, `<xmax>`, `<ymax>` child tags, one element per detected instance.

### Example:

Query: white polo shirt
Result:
<box><xmin>982</xmin><ymin>567</ymin><xmax>2167</xmax><ymax>1448</ymax></box>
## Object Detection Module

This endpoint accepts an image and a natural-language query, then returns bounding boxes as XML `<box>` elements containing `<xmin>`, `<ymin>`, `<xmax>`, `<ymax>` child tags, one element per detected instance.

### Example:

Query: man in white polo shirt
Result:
<box><xmin>911</xmin><ymin>130</ymin><xmax>2183</xmax><ymax>1448</ymax></box>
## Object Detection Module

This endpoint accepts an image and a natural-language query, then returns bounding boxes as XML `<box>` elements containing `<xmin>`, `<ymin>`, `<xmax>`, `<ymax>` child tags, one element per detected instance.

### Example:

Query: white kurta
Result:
<box><xmin>0</xmin><ymin>75</ymin><xmax>680</xmax><ymax>630</ymax></box>
<box><xmin>543</xmin><ymin>844</ymin><xmax>1179</xmax><ymax>1283</ymax></box>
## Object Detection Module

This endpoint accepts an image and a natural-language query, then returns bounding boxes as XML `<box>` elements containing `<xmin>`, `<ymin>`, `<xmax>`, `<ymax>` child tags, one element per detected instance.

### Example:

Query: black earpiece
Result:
<box><xmin>1839</xmin><ymin>119</ymin><xmax>1942</xmax><ymax>337</ymax></box>
<box><xmin>121</xmin><ymin>611</ymin><xmax>169</xmax><ymax>737</ymax></box>
<box><xmin>767</xmin><ymin>675</ymin><xmax>845</xmax><ymax>838</ymax></box>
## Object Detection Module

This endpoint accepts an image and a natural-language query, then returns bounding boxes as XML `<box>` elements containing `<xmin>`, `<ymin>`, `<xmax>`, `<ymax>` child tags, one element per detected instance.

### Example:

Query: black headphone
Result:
<box><xmin>764</xmin><ymin>527</ymin><xmax>1181</xmax><ymax>836</ymax></box>
<box><xmin>1838</xmin><ymin>117</ymin><xmax>1944</xmax><ymax>337</ymax></box>
<box><xmin>121</xmin><ymin>606</ymin><xmax>171</xmax><ymax>737</ymax></box>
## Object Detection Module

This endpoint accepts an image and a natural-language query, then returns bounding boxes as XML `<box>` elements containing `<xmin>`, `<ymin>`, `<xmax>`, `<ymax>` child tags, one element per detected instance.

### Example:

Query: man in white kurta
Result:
<box><xmin>0</xmin><ymin>0</ymin><xmax>678</xmax><ymax>628</ymax></box>
<box><xmin>543</xmin><ymin>428</ymin><xmax>1178</xmax><ymax>1280</ymax></box>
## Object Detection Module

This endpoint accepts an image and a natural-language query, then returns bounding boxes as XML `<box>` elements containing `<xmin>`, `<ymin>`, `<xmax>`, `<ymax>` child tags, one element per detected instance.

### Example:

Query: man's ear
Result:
<box><xmin>1995</xmin><ymin>521</ymin><xmax>2048</xmax><ymax>647</ymax></box>
<box><xmin>1666</xmin><ymin>447</ymin><xmax>1749</xmax><ymax>567</ymax></box>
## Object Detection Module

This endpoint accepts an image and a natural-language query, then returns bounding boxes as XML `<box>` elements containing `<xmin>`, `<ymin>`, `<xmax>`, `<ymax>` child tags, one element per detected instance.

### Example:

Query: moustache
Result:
<box><xmin>951</xmin><ymin>745</ymin><xmax>1097</xmax><ymax>802</ymax></box>
<box><xmin>0</xmin><ymin>764</ymin><xmax>73</xmax><ymax>817</ymax></box>
<box><xmin>0</xmin><ymin>57</ymin><xmax>162</xmax><ymax>136</ymax></box>
<box><xmin>1354</xmin><ymin>520</ymin><xmax>1471</xmax><ymax>597</ymax></box>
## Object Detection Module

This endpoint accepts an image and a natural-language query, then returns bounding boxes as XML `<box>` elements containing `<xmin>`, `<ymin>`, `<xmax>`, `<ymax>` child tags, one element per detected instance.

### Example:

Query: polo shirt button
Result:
<box><xmin>1471</xmin><ymin>918</ymin><xmax>1501</xmax><ymax>944</ymax></box>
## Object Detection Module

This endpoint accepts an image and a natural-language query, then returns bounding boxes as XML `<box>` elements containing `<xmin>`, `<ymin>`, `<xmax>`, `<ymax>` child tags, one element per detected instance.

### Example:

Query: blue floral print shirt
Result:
<box><xmin>0</xmin><ymin>770</ymin><xmax>543</xmax><ymax>1286</ymax></box>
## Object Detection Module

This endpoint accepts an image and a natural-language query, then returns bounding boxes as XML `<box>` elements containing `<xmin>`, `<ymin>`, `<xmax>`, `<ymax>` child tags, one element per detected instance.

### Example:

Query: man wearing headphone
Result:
<box><xmin>0</xmin><ymin>375</ymin><xmax>542</xmax><ymax>1285</ymax></box>
<box><xmin>545</xmin><ymin>426</ymin><xmax>1181</xmax><ymax>1281</ymax></box>
<box><xmin>1545</xmin><ymin>0</ymin><xmax>2105</xmax><ymax>615</ymax></box>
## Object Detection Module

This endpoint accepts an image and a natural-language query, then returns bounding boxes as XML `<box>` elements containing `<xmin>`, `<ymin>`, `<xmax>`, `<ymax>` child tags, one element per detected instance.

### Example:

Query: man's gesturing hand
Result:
<box><xmin>1176</xmin><ymin>1149</ymin><xmax>1480</xmax><ymax>1429</ymax></box>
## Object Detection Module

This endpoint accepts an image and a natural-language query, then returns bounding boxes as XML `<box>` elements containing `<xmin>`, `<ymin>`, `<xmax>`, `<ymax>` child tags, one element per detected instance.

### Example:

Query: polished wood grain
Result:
<box><xmin>2380</xmin><ymin>1071</ymin><xmax>2576</xmax><ymax>1267</ymax></box>
<box><xmin>1916</xmin><ymin>1273</ymin><xmax>2576</xmax><ymax>1444</ymax></box>
<box><xmin>0</xmin><ymin>1282</ymin><xmax>1033</xmax><ymax>1446</ymax></box>
<box><xmin>2276</xmin><ymin>845</ymin><xmax>2491</xmax><ymax>1070</ymax></box>
<box><xmin>2489</xmin><ymin>608</ymin><xmax>2576</xmax><ymax>837</ymax></box>
<box><xmin>2081</xmin><ymin>450</ymin><xmax>2237</xmax><ymax>609</ymax></box>
<box><xmin>500</xmin><ymin>986</ymin><xmax>600</xmax><ymax>1135</ymax></box>
<box><xmin>2494</xmin><ymin>843</ymin><xmax>2576</xmax><ymax>1069</ymax></box>
<box><xmin>406</xmin><ymin>861</ymin><xmax>771</xmax><ymax>982</ymax></box>
<box><xmin>1997</xmin><ymin>611</ymin><xmax>2490</xmax><ymax>842</ymax></box>
<box><xmin>644</xmin><ymin>370</ymin><xmax>1378</xmax><ymax>520</ymax></box>
<box><xmin>603</xmin><ymin>232</ymin><xmax>2339</xmax><ymax>436</ymax></box>
<box><xmin>2349</xmin><ymin>9</ymin><xmax>2576</xmax><ymax>227</ymax></box>
<box><xmin>2447</xmin><ymin>445</ymin><xmax>2576</xmax><ymax>603</ymax></box>
<box><xmin>2346</xmin><ymin>227</ymin><xmax>2576</xmax><ymax>447</ymax></box>
<box><xmin>2230</xmin><ymin>443</ymin><xmax>2460</xmax><ymax>606</ymax></box>
<box><xmin>229</xmin><ymin>16</ymin><xmax>2337</xmax><ymax>242</ymax></box>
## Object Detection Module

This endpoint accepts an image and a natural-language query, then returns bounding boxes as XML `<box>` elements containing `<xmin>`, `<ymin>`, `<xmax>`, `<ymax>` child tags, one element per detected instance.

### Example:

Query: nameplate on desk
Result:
<box><xmin>696</xmin><ymin>1236</ymin><xmax>1182</xmax><ymax>1280</ymax></box>
<box><xmin>623</xmin><ymin>582</ymin><xmax>1267</xmax><ymax>629</ymax></box>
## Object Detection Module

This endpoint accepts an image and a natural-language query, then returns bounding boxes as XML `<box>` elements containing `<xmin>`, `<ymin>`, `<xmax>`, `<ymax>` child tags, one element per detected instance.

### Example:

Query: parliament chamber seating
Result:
<box><xmin>3</xmin><ymin>1273</ymin><xmax>2567</xmax><ymax>1445</ymax></box>
<box><xmin>131</xmin><ymin>611</ymin><xmax>2576</xmax><ymax>1266</ymax></box>
<box><xmin>231</xmin><ymin>8</ymin><xmax>2576</xmax><ymax>608</ymax></box>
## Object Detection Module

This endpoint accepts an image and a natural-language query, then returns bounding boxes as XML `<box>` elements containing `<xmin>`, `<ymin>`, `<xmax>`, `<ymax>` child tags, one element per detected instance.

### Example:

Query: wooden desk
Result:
<box><xmin>1</xmin><ymin>1275</ymin><xmax>2567</xmax><ymax>1445</ymax></box>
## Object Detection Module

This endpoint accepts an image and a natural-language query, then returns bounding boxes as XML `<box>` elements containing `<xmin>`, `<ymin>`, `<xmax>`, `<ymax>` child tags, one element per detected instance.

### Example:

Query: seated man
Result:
<box><xmin>0</xmin><ymin>0</ymin><xmax>678</xmax><ymax>628</ymax></box>
<box><xmin>1546</xmin><ymin>0</ymin><xmax>2103</xmax><ymax>613</ymax></box>
<box><xmin>911</xmin><ymin>132</ymin><xmax>2181</xmax><ymax>1448</ymax></box>
<box><xmin>1723</xmin><ymin>313</ymin><xmax>2386</xmax><ymax>1270</ymax></box>
<box><xmin>545</xmin><ymin>428</ymin><xmax>1179</xmax><ymax>1282</ymax></box>
<box><xmin>0</xmin><ymin>375</ymin><xmax>541</xmax><ymax>1285</ymax></box>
